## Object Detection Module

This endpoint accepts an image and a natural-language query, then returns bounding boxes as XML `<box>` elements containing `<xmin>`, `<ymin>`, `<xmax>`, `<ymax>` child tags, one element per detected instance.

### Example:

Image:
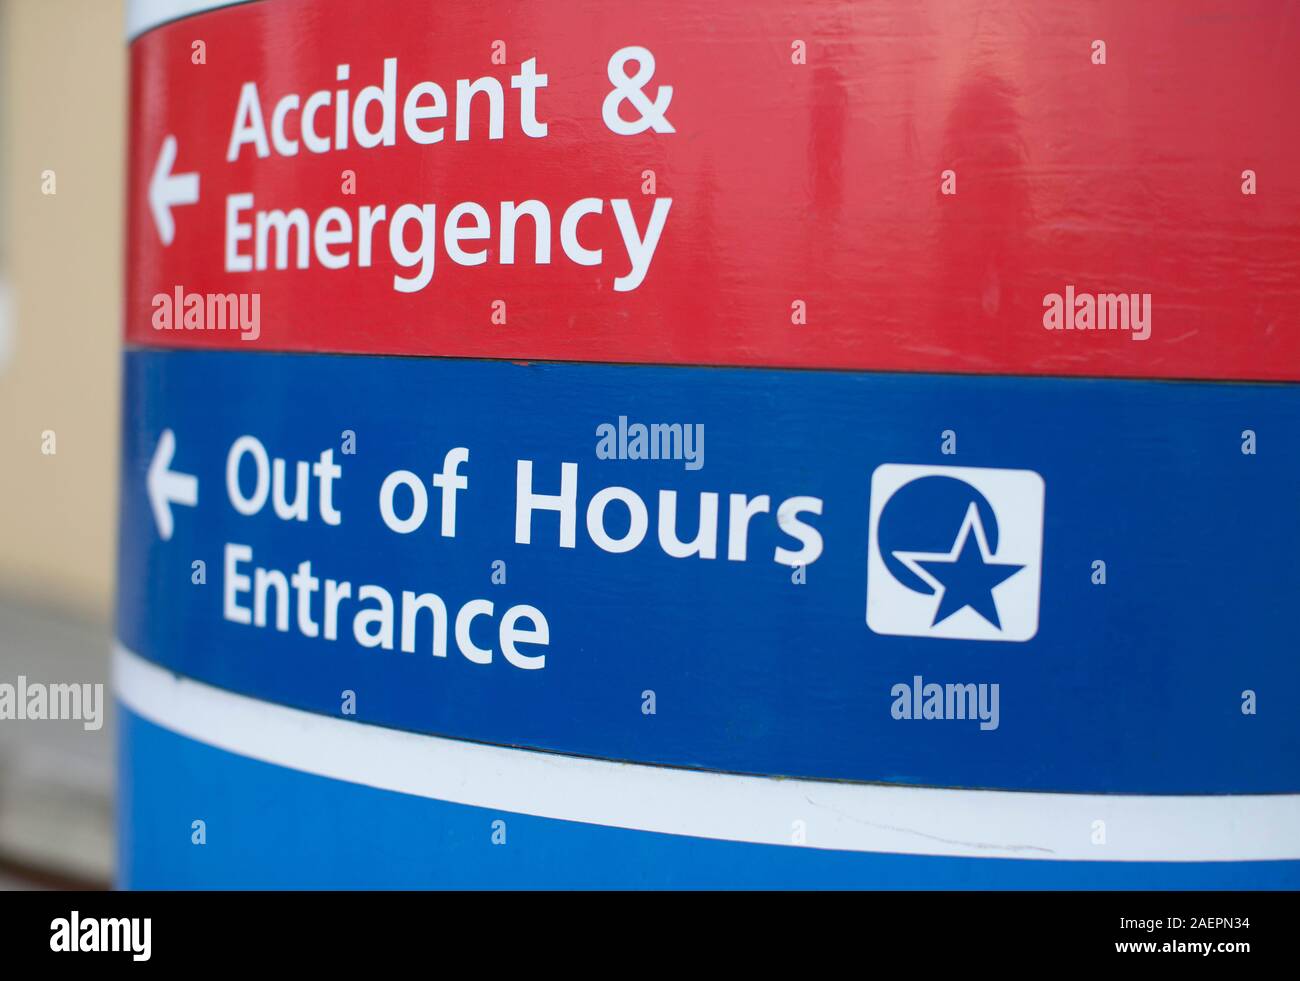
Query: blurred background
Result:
<box><xmin>0</xmin><ymin>0</ymin><xmax>125</xmax><ymax>887</ymax></box>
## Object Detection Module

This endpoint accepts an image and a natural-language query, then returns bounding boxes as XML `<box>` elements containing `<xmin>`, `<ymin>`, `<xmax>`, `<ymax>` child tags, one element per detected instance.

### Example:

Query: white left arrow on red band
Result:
<box><xmin>148</xmin><ymin>429</ymin><xmax>199</xmax><ymax>541</ymax></box>
<box><xmin>149</xmin><ymin>135</ymin><xmax>200</xmax><ymax>246</ymax></box>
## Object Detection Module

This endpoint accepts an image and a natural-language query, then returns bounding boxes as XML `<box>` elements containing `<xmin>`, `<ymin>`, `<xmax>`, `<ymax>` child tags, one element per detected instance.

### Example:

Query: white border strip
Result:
<box><xmin>127</xmin><ymin>0</ymin><xmax>253</xmax><ymax>40</ymax></box>
<box><xmin>114</xmin><ymin>643</ymin><xmax>1300</xmax><ymax>862</ymax></box>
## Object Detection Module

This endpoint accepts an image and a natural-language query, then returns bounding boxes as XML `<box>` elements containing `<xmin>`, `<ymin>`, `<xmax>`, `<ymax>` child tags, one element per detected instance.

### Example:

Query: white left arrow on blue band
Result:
<box><xmin>147</xmin><ymin>428</ymin><xmax>198</xmax><ymax>541</ymax></box>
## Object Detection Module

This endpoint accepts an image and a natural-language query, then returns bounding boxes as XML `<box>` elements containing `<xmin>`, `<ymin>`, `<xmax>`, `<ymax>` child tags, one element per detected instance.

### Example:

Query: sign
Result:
<box><xmin>117</xmin><ymin>349</ymin><xmax>1300</xmax><ymax>794</ymax></box>
<box><xmin>117</xmin><ymin>0</ymin><xmax>1300</xmax><ymax>886</ymax></box>
<box><xmin>125</xmin><ymin>0</ymin><xmax>1300</xmax><ymax>379</ymax></box>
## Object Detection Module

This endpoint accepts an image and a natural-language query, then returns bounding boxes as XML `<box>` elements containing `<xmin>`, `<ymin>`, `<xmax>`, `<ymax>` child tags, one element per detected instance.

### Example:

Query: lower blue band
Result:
<box><xmin>118</xmin><ymin>706</ymin><xmax>1300</xmax><ymax>889</ymax></box>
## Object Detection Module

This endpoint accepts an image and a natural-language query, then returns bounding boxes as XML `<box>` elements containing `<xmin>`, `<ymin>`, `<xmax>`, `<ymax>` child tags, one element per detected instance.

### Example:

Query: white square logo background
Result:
<box><xmin>866</xmin><ymin>463</ymin><xmax>1045</xmax><ymax>642</ymax></box>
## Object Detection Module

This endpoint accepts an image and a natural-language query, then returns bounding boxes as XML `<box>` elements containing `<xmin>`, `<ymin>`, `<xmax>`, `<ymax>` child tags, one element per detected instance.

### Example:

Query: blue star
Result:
<box><xmin>915</xmin><ymin>519</ymin><xmax>1024</xmax><ymax>629</ymax></box>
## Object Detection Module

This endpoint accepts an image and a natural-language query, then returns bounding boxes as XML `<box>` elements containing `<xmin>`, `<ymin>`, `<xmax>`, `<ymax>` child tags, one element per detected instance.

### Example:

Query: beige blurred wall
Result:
<box><xmin>0</xmin><ymin>0</ymin><xmax>125</xmax><ymax>624</ymax></box>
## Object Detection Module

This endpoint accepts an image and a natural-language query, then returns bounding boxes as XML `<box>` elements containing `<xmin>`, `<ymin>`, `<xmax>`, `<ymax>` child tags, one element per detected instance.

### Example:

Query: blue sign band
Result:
<box><xmin>118</xmin><ymin>706</ymin><xmax>1300</xmax><ymax>888</ymax></box>
<box><xmin>116</xmin><ymin>349</ymin><xmax>1300</xmax><ymax>793</ymax></box>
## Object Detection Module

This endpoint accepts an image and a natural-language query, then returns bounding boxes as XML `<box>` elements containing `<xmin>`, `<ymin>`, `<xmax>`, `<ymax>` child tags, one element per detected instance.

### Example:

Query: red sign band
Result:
<box><xmin>127</xmin><ymin>0</ymin><xmax>1300</xmax><ymax>379</ymax></box>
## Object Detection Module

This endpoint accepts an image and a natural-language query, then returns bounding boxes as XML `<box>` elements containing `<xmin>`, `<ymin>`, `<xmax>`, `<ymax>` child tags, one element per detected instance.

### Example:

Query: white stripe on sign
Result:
<box><xmin>126</xmin><ymin>0</ymin><xmax>252</xmax><ymax>40</ymax></box>
<box><xmin>114</xmin><ymin>643</ymin><xmax>1300</xmax><ymax>862</ymax></box>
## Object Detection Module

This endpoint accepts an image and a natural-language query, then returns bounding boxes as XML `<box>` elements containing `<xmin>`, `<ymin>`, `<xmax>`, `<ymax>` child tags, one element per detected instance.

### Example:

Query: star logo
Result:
<box><xmin>893</xmin><ymin>503</ymin><xmax>1024</xmax><ymax>629</ymax></box>
<box><xmin>866</xmin><ymin>464</ymin><xmax>1044</xmax><ymax>642</ymax></box>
